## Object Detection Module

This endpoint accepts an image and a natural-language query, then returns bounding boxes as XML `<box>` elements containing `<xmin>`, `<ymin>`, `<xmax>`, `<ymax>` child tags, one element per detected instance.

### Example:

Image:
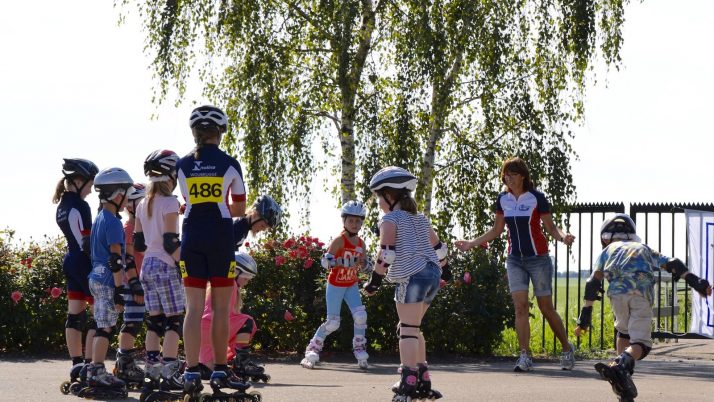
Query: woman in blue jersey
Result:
<box><xmin>53</xmin><ymin>158</ymin><xmax>99</xmax><ymax>387</ymax></box>
<box><xmin>176</xmin><ymin>105</ymin><xmax>247</xmax><ymax>394</ymax></box>
<box><xmin>363</xmin><ymin>166</ymin><xmax>447</xmax><ymax>402</ymax></box>
<box><xmin>456</xmin><ymin>156</ymin><xmax>576</xmax><ymax>372</ymax></box>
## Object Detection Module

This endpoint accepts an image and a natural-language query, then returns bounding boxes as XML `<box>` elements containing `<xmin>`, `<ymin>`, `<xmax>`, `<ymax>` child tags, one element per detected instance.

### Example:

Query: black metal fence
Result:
<box><xmin>543</xmin><ymin>202</ymin><xmax>714</xmax><ymax>353</ymax></box>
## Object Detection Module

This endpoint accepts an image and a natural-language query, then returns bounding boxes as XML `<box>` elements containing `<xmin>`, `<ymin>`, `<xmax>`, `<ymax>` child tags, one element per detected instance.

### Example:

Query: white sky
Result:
<box><xmin>1</xmin><ymin>0</ymin><xmax>713</xmax><ymax>246</ymax></box>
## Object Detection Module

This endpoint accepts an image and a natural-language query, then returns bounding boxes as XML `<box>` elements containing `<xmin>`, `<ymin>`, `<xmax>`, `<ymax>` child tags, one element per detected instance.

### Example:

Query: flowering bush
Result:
<box><xmin>0</xmin><ymin>230</ymin><xmax>69</xmax><ymax>353</ymax></box>
<box><xmin>1</xmin><ymin>229</ymin><xmax>513</xmax><ymax>356</ymax></box>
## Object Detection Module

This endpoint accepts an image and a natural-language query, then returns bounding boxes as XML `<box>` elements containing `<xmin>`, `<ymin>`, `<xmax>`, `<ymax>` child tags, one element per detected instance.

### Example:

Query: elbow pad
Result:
<box><xmin>108</xmin><ymin>252</ymin><xmax>124</xmax><ymax>273</ymax></box>
<box><xmin>133</xmin><ymin>232</ymin><xmax>147</xmax><ymax>252</ymax></box>
<box><xmin>434</xmin><ymin>241</ymin><xmax>448</xmax><ymax>261</ymax></box>
<box><xmin>162</xmin><ymin>232</ymin><xmax>181</xmax><ymax>255</ymax></box>
<box><xmin>584</xmin><ymin>276</ymin><xmax>603</xmax><ymax>301</ymax></box>
<box><xmin>321</xmin><ymin>253</ymin><xmax>336</xmax><ymax>269</ymax></box>
<box><xmin>662</xmin><ymin>258</ymin><xmax>688</xmax><ymax>281</ymax></box>
<box><xmin>378</xmin><ymin>245</ymin><xmax>396</xmax><ymax>267</ymax></box>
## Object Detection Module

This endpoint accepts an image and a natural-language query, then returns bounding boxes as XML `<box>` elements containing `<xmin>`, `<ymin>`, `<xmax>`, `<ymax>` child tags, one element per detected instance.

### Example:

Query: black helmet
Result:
<box><xmin>62</xmin><ymin>158</ymin><xmax>99</xmax><ymax>180</ymax></box>
<box><xmin>189</xmin><ymin>105</ymin><xmax>228</xmax><ymax>130</ymax></box>
<box><xmin>94</xmin><ymin>167</ymin><xmax>134</xmax><ymax>201</ymax></box>
<box><xmin>144</xmin><ymin>149</ymin><xmax>179</xmax><ymax>181</ymax></box>
<box><xmin>600</xmin><ymin>213</ymin><xmax>640</xmax><ymax>246</ymax></box>
<box><xmin>254</xmin><ymin>195</ymin><xmax>282</xmax><ymax>228</ymax></box>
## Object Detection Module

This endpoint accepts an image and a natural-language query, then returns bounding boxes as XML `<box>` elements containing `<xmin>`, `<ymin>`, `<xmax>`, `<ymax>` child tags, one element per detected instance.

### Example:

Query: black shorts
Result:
<box><xmin>180</xmin><ymin>218</ymin><xmax>236</xmax><ymax>289</ymax></box>
<box><xmin>63</xmin><ymin>251</ymin><xmax>94</xmax><ymax>303</ymax></box>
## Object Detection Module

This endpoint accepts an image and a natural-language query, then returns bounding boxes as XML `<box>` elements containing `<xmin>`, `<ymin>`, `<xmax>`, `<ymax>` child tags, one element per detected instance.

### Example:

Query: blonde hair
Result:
<box><xmin>146</xmin><ymin>181</ymin><xmax>174</xmax><ymax>218</ymax></box>
<box><xmin>192</xmin><ymin>127</ymin><xmax>223</xmax><ymax>159</ymax></box>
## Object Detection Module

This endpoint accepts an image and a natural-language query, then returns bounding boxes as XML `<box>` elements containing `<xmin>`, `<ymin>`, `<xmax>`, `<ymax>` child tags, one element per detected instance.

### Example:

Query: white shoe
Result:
<box><xmin>352</xmin><ymin>336</ymin><xmax>369</xmax><ymax>369</ymax></box>
<box><xmin>514</xmin><ymin>351</ymin><xmax>533</xmax><ymax>372</ymax></box>
<box><xmin>560</xmin><ymin>342</ymin><xmax>576</xmax><ymax>370</ymax></box>
<box><xmin>300</xmin><ymin>350</ymin><xmax>320</xmax><ymax>369</ymax></box>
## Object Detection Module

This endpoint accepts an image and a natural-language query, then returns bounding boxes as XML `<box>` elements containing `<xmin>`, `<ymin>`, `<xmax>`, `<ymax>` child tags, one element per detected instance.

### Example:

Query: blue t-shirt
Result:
<box><xmin>89</xmin><ymin>209</ymin><xmax>125</xmax><ymax>286</ymax></box>
<box><xmin>595</xmin><ymin>240</ymin><xmax>670</xmax><ymax>303</ymax></box>
<box><xmin>495</xmin><ymin>189</ymin><xmax>552</xmax><ymax>257</ymax></box>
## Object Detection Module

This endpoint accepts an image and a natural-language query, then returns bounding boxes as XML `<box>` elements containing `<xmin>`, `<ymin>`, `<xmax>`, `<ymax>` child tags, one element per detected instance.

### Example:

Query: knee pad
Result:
<box><xmin>351</xmin><ymin>306</ymin><xmax>367</xmax><ymax>329</ymax></box>
<box><xmin>616</xmin><ymin>331</ymin><xmax>631</xmax><ymax>340</ymax></box>
<box><xmin>95</xmin><ymin>326</ymin><xmax>115</xmax><ymax>340</ymax></box>
<box><xmin>165</xmin><ymin>314</ymin><xmax>184</xmax><ymax>337</ymax></box>
<box><xmin>120</xmin><ymin>321</ymin><xmax>142</xmax><ymax>337</ymax></box>
<box><xmin>399</xmin><ymin>323</ymin><xmax>420</xmax><ymax>340</ymax></box>
<box><xmin>147</xmin><ymin>314</ymin><xmax>167</xmax><ymax>337</ymax></box>
<box><xmin>237</xmin><ymin>318</ymin><xmax>255</xmax><ymax>335</ymax></box>
<box><xmin>86</xmin><ymin>317</ymin><xmax>97</xmax><ymax>331</ymax></box>
<box><xmin>65</xmin><ymin>311</ymin><xmax>87</xmax><ymax>331</ymax></box>
<box><xmin>323</xmin><ymin>316</ymin><xmax>341</xmax><ymax>334</ymax></box>
<box><xmin>631</xmin><ymin>342</ymin><xmax>651</xmax><ymax>359</ymax></box>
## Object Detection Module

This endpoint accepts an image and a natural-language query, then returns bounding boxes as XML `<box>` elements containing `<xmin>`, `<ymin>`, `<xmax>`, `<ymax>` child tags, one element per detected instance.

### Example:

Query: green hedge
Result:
<box><xmin>0</xmin><ymin>230</ymin><xmax>513</xmax><ymax>356</ymax></box>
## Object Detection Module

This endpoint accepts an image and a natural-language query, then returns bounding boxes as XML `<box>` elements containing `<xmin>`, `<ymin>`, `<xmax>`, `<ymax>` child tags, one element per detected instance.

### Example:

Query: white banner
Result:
<box><xmin>685</xmin><ymin>209</ymin><xmax>714</xmax><ymax>338</ymax></box>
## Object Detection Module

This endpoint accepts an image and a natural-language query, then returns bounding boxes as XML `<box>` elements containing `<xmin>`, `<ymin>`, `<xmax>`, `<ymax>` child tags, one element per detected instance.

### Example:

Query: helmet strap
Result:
<box><xmin>249</xmin><ymin>217</ymin><xmax>265</xmax><ymax>230</ymax></box>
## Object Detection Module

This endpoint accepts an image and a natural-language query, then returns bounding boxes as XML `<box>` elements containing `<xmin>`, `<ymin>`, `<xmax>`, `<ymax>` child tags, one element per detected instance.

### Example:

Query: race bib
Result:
<box><xmin>186</xmin><ymin>177</ymin><xmax>223</xmax><ymax>204</ymax></box>
<box><xmin>179</xmin><ymin>260</ymin><xmax>187</xmax><ymax>278</ymax></box>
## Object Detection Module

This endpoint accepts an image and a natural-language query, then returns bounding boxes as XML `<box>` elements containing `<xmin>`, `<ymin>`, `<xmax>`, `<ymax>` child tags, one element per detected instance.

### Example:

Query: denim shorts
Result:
<box><xmin>506</xmin><ymin>254</ymin><xmax>553</xmax><ymax>297</ymax></box>
<box><xmin>89</xmin><ymin>279</ymin><xmax>119</xmax><ymax>329</ymax></box>
<box><xmin>394</xmin><ymin>262</ymin><xmax>441</xmax><ymax>304</ymax></box>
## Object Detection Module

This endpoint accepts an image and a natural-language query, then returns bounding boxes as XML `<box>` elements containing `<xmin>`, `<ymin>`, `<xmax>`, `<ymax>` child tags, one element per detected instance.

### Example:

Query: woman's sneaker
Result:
<box><xmin>560</xmin><ymin>342</ymin><xmax>576</xmax><ymax>370</ymax></box>
<box><xmin>514</xmin><ymin>351</ymin><xmax>533</xmax><ymax>372</ymax></box>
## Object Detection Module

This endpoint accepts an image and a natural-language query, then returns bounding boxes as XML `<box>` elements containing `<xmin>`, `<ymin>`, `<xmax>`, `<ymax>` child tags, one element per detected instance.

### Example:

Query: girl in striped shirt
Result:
<box><xmin>363</xmin><ymin>166</ymin><xmax>447</xmax><ymax>401</ymax></box>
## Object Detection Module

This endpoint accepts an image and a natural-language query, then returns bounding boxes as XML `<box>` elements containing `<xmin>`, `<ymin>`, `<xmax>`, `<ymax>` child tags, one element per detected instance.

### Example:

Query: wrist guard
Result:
<box><xmin>584</xmin><ymin>276</ymin><xmax>603</xmax><ymax>301</ymax></box>
<box><xmin>685</xmin><ymin>274</ymin><xmax>711</xmax><ymax>297</ymax></box>
<box><xmin>363</xmin><ymin>271</ymin><xmax>385</xmax><ymax>293</ymax></box>
<box><xmin>662</xmin><ymin>258</ymin><xmax>688</xmax><ymax>281</ymax></box>
<box><xmin>125</xmin><ymin>254</ymin><xmax>136</xmax><ymax>271</ymax></box>
<box><xmin>108</xmin><ymin>252</ymin><xmax>124</xmax><ymax>273</ymax></box>
<box><xmin>577</xmin><ymin>306</ymin><xmax>593</xmax><ymax>329</ymax></box>
<box><xmin>127</xmin><ymin>277</ymin><xmax>144</xmax><ymax>297</ymax></box>
<box><xmin>440</xmin><ymin>263</ymin><xmax>453</xmax><ymax>282</ymax></box>
<box><xmin>434</xmin><ymin>241</ymin><xmax>448</xmax><ymax>261</ymax></box>
<box><xmin>113</xmin><ymin>286</ymin><xmax>125</xmax><ymax>306</ymax></box>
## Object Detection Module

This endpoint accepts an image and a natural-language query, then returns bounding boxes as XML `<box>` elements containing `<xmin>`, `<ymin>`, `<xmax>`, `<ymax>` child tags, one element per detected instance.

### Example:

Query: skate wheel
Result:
<box><xmin>60</xmin><ymin>381</ymin><xmax>71</xmax><ymax>395</ymax></box>
<box><xmin>262</xmin><ymin>375</ymin><xmax>270</xmax><ymax>383</ymax></box>
<box><xmin>248</xmin><ymin>391</ymin><xmax>261</xmax><ymax>402</ymax></box>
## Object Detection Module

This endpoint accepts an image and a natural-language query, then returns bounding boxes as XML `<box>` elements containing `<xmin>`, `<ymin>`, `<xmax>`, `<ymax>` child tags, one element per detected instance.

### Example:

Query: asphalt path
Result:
<box><xmin>0</xmin><ymin>352</ymin><xmax>712</xmax><ymax>401</ymax></box>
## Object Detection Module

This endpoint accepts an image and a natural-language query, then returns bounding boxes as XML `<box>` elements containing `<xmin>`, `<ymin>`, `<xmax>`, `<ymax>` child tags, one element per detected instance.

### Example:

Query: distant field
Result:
<box><xmin>493</xmin><ymin>279</ymin><xmax>692</xmax><ymax>358</ymax></box>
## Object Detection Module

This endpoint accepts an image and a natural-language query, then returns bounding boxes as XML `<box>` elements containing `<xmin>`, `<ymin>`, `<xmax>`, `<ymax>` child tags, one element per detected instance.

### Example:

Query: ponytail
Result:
<box><xmin>192</xmin><ymin>126</ymin><xmax>222</xmax><ymax>159</ymax></box>
<box><xmin>380</xmin><ymin>188</ymin><xmax>418</xmax><ymax>214</ymax></box>
<box><xmin>52</xmin><ymin>178</ymin><xmax>66</xmax><ymax>204</ymax></box>
<box><xmin>146</xmin><ymin>181</ymin><xmax>174</xmax><ymax>219</ymax></box>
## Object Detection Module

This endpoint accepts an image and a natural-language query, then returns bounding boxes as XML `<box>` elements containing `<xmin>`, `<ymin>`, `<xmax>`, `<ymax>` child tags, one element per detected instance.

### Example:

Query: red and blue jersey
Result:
<box><xmin>495</xmin><ymin>189</ymin><xmax>551</xmax><ymax>257</ymax></box>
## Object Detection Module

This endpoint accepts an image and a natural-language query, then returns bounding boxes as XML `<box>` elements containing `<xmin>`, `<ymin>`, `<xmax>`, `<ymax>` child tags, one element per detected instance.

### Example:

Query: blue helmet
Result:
<box><xmin>254</xmin><ymin>195</ymin><xmax>282</xmax><ymax>228</ymax></box>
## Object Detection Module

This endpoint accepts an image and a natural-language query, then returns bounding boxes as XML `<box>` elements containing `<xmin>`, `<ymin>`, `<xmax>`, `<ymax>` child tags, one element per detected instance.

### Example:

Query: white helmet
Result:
<box><xmin>369</xmin><ymin>166</ymin><xmax>417</xmax><ymax>193</ymax></box>
<box><xmin>94</xmin><ymin>167</ymin><xmax>133</xmax><ymax>201</ymax></box>
<box><xmin>235</xmin><ymin>252</ymin><xmax>258</xmax><ymax>279</ymax></box>
<box><xmin>600</xmin><ymin>213</ymin><xmax>640</xmax><ymax>246</ymax></box>
<box><xmin>341</xmin><ymin>200</ymin><xmax>366</xmax><ymax>219</ymax></box>
<box><xmin>127</xmin><ymin>183</ymin><xmax>146</xmax><ymax>201</ymax></box>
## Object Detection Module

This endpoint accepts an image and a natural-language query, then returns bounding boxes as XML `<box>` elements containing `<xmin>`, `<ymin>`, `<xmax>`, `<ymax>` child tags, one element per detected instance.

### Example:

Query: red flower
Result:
<box><xmin>284</xmin><ymin>239</ymin><xmax>296</xmax><ymax>249</ymax></box>
<box><xmin>50</xmin><ymin>287</ymin><xmax>62</xmax><ymax>298</ymax></box>
<box><xmin>274</xmin><ymin>255</ymin><xmax>286</xmax><ymax>266</ymax></box>
<box><xmin>11</xmin><ymin>291</ymin><xmax>22</xmax><ymax>304</ymax></box>
<box><xmin>439</xmin><ymin>279</ymin><xmax>446</xmax><ymax>289</ymax></box>
<box><xmin>304</xmin><ymin>259</ymin><xmax>314</xmax><ymax>269</ymax></box>
<box><xmin>284</xmin><ymin>310</ymin><xmax>295</xmax><ymax>322</ymax></box>
<box><xmin>288</xmin><ymin>249</ymin><xmax>298</xmax><ymax>259</ymax></box>
<box><xmin>299</xmin><ymin>236</ymin><xmax>306</xmax><ymax>242</ymax></box>
<box><xmin>296</xmin><ymin>245</ymin><xmax>309</xmax><ymax>259</ymax></box>
<box><xmin>244</xmin><ymin>242</ymin><xmax>250</xmax><ymax>248</ymax></box>
<box><xmin>317</xmin><ymin>241</ymin><xmax>325</xmax><ymax>248</ymax></box>
<box><xmin>463</xmin><ymin>272</ymin><xmax>472</xmax><ymax>285</ymax></box>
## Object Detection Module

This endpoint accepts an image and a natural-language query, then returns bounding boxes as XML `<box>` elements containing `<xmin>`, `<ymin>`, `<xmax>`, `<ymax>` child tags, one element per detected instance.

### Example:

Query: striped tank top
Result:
<box><xmin>380</xmin><ymin>210</ymin><xmax>439</xmax><ymax>282</ymax></box>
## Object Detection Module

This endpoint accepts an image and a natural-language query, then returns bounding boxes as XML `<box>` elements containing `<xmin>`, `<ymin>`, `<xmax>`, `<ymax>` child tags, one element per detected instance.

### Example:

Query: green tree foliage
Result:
<box><xmin>122</xmin><ymin>0</ymin><xmax>628</xmax><ymax>236</ymax></box>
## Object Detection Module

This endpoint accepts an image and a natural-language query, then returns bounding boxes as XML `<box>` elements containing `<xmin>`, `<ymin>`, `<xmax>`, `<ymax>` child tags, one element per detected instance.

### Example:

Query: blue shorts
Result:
<box><xmin>180</xmin><ymin>218</ymin><xmax>235</xmax><ymax>288</ymax></box>
<box><xmin>89</xmin><ymin>279</ymin><xmax>119</xmax><ymax>329</ymax></box>
<box><xmin>394</xmin><ymin>262</ymin><xmax>441</xmax><ymax>304</ymax></box>
<box><xmin>63</xmin><ymin>251</ymin><xmax>93</xmax><ymax>302</ymax></box>
<box><xmin>506</xmin><ymin>254</ymin><xmax>553</xmax><ymax>297</ymax></box>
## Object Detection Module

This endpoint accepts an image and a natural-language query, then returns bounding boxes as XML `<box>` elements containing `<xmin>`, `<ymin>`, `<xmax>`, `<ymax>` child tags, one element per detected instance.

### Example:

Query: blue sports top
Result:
<box><xmin>177</xmin><ymin>144</ymin><xmax>247</xmax><ymax>222</ymax></box>
<box><xmin>89</xmin><ymin>209</ymin><xmax>125</xmax><ymax>286</ymax></box>
<box><xmin>495</xmin><ymin>189</ymin><xmax>552</xmax><ymax>257</ymax></box>
<box><xmin>56</xmin><ymin>191</ymin><xmax>92</xmax><ymax>254</ymax></box>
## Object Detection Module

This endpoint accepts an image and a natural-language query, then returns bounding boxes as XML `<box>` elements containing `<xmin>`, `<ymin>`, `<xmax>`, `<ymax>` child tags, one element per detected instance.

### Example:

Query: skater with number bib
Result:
<box><xmin>301</xmin><ymin>201</ymin><xmax>372</xmax><ymax>370</ymax></box>
<box><xmin>575</xmin><ymin>214</ymin><xmax>712</xmax><ymax>401</ymax></box>
<box><xmin>363</xmin><ymin>167</ymin><xmax>447</xmax><ymax>401</ymax></box>
<box><xmin>177</xmin><ymin>105</ymin><xmax>258</xmax><ymax>401</ymax></box>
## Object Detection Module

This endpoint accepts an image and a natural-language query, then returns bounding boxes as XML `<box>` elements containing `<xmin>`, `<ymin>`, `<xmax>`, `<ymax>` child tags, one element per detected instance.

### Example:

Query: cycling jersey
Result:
<box><xmin>177</xmin><ymin>144</ymin><xmax>246</xmax><ymax>288</ymax></box>
<box><xmin>56</xmin><ymin>191</ymin><xmax>93</xmax><ymax>301</ymax></box>
<box><xmin>327</xmin><ymin>234</ymin><xmax>365</xmax><ymax>287</ymax></box>
<box><xmin>495</xmin><ymin>189</ymin><xmax>551</xmax><ymax>257</ymax></box>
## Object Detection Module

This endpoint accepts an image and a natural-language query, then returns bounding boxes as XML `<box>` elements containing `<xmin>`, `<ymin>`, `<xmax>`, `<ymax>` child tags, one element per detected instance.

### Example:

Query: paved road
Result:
<box><xmin>1</xmin><ymin>352</ymin><xmax>713</xmax><ymax>401</ymax></box>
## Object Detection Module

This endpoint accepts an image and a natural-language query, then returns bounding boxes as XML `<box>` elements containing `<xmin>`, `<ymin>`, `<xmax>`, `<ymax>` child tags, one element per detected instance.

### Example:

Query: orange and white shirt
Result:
<box><xmin>327</xmin><ymin>234</ymin><xmax>365</xmax><ymax>287</ymax></box>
